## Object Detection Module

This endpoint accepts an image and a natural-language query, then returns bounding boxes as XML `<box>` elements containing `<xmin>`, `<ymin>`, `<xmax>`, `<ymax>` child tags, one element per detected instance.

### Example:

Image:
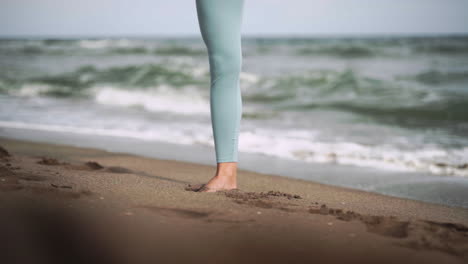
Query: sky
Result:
<box><xmin>1</xmin><ymin>0</ymin><xmax>467</xmax><ymax>37</ymax></box>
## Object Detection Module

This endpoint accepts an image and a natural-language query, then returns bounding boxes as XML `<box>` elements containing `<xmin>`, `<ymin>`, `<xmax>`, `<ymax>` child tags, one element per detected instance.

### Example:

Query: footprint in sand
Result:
<box><xmin>0</xmin><ymin>145</ymin><xmax>11</xmax><ymax>159</ymax></box>
<box><xmin>0</xmin><ymin>162</ymin><xmax>46</xmax><ymax>191</ymax></box>
<box><xmin>308</xmin><ymin>203</ymin><xmax>468</xmax><ymax>258</ymax></box>
<box><xmin>36</xmin><ymin>157</ymin><xmax>133</xmax><ymax>174</ymax></box>
<box><xmin>71</xmin><ymin>161</ymin><xmax>133</xmax><ymax>174</ymax></box>
<box><xmin>137</xmin><ymin>205</ymin><xmax>255</xmax><ymax>224</ymax></box>
<box><xmin>0</xmin><ymin>163</ymin><xmax>93</xmax><ymax>199</ymax></box>
<box><xmin>138</xmin><ymin>205</ymin><xmax>212</xmax><ymax>219</ymax></box>
<box><xmin>37</xmin><ymin>157</ymin><xmax>69</xmax><ymax>166</ymax></box>
<box><xmin>220</xmin><ymin>189</ymin><xmax>302</xmax><ymax>212</ymax></box>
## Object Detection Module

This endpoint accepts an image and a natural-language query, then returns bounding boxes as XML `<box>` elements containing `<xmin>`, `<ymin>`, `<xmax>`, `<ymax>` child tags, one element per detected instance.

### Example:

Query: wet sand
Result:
<box><xmin>1</xmin><ymin>137</ymin><xmax>468</xmax><ymax>264</ymax></box>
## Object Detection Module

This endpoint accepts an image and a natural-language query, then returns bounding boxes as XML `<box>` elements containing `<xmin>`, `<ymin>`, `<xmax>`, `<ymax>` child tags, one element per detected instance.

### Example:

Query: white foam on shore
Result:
<box><xmin>239</xmin><ymin>128</ymin><xmax>468</xmax><ymax>178</ymax></box>
<box><xmin>1</xmin><ymin>120</ymin><xmax>466</xmax><ymax>178</ymax></box>
<box><xmin>78</xmin><ymin>39</ymin><xmax>135</xmax><ymax>49</ymax></box>
<box><xmin>11</xmin><ymin>84</ymin><xmax>61</xmax><ymax>97</ymax></box>
<box><xmin>0</xmin><ymin>120</ymin><xmax>212</xmax><ymax>146</ymax></box>
<box><xmin>91</xmin><ymin>85</ymin><xmax>210</xmax><ymax>115</ymax></box>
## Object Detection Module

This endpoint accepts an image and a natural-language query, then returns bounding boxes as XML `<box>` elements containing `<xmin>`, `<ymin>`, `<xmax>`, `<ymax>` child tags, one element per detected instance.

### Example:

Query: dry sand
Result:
<box><xmin>1</xmin><ymin>137</ymin><xmax>467</xmax><ymax>264</ymax></box>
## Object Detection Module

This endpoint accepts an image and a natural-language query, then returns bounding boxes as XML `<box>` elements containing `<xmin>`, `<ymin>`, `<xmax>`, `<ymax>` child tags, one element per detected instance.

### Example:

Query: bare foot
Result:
<box><xmin>198</xmin><ymin>175</ymin><xmax>237</xmax><ymax>192</ymax></box>
<box><xmin>186</xmin><ymin>162</ymin><xmax>238</xmax><ymax>193</ymax></box>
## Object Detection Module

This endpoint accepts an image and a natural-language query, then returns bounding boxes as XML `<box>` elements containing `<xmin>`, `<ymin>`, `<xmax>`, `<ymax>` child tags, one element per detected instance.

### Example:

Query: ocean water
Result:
<box><xmin>1</xmin><ymin>35</ymin><xmax>468</xmax><ymax>179</ymax></box>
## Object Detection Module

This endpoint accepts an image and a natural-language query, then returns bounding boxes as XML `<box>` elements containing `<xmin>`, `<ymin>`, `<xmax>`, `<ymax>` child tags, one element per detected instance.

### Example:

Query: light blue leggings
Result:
<box><xmin>196</xmin><ymin>0</ymin><xmax>245</xmax><ymax>163</ymax></box>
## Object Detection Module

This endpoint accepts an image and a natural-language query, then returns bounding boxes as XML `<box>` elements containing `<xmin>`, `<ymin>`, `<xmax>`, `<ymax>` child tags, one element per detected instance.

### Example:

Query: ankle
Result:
<box><xmin>216</xmin><ymin>162</ymin><xmax>237</xmax><ymax>176</ymax></box>
<box><xmin>214</xmin><ymin>172</ymin><xmax>237</xmax><ymax>179</ymax></box>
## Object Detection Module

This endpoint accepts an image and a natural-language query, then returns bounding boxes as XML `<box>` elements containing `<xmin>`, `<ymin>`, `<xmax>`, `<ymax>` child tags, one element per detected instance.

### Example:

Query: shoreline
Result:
<box><xmin>1</xmin><ymin>137</ymin><xmax>468</xmax><ymax>263</ymax></box>
<box><xmin>1</xmin><ymin>126</ymin><xmax>468</xmax><ymax>209</ymax></box>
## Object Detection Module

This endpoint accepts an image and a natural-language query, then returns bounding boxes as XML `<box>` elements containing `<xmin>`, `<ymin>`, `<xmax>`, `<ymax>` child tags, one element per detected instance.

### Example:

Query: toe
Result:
<box><xmin>185</xmin><ymin>183</ymin><xmax>205</xmax><ymax>192</ymax></box>
<box><xmin>197</xmin><ymin>185</ymin><xmax>215</xmax><ymax>193</ymax></box>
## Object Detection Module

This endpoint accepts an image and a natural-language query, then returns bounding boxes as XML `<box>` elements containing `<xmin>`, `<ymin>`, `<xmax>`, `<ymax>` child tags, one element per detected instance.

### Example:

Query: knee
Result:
<box><xmin>209</xmin><ymin>51</ymin><xmax>242</xmax><ymax>78</ymax></box>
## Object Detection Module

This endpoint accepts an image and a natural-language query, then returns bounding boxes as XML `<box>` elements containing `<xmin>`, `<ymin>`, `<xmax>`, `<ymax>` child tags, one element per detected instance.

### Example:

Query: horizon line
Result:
<box><xmin>1</xmin><ymin>31</ymin><xmax>468</xmax><ymax>40</ymax></box>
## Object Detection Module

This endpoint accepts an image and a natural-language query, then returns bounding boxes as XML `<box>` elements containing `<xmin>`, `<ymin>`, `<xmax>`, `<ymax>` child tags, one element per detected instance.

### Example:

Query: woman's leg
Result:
<box><xmin>196</xmin><ymin>0</ymin><xmax>244</xmax><ymax>163</ymax></box>
<box><xmin>195</xmin><ymin>0</ymin><xmax>244</xmax><ymax>191</ymax></box>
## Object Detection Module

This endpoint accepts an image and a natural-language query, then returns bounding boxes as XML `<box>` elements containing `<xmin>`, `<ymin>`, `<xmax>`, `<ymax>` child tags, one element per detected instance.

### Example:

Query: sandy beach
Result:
<box><xmin>1</xmin><ymin>137</ymin><xmax>467</xmax><ymax>264</ymax></box>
